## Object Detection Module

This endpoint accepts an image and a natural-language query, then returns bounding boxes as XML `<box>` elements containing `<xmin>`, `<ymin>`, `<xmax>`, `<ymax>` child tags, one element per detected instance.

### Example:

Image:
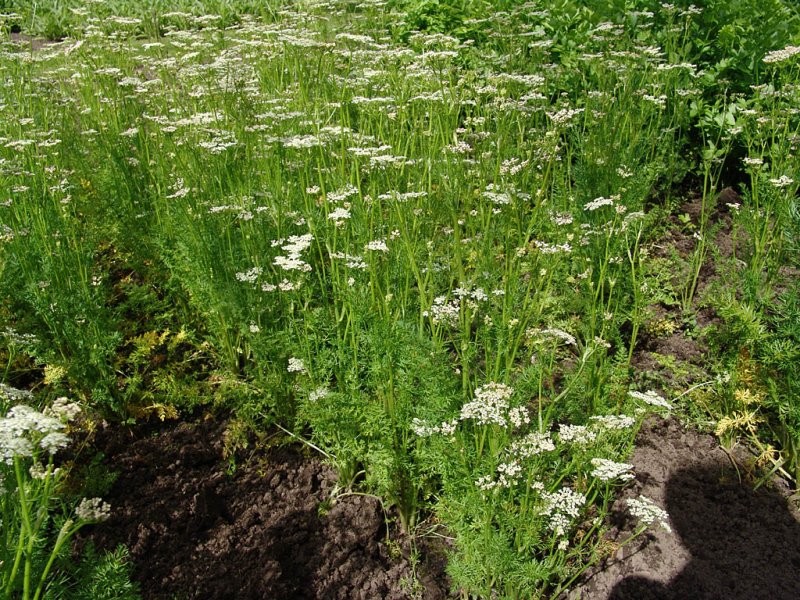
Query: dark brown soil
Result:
<box><xmin>75</xmin><ymin>413</ymin><xmax>800</xmax><ymax>600</ymax></box>
<box><xmin>70</xmin><ymin>183</ymin><xmax>800</xmax><ymax>598</ymax></box>
<box><xmin>77</xmin><ymin>416</ymin><xmax>450</xmax><ymax>600</ymax></box>
<box><xmin>568</xmin><ymin>417</ymin><xmax>800</xmax><ymax>600</ymax></box>
<box><xmin>632</xmin><ymin>329</ymin><xmax>708</xmax><ymax>390</ymax></box>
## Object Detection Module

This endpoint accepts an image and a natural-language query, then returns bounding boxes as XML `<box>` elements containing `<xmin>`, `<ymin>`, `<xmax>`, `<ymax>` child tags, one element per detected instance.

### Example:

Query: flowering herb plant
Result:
<box><xmin>0</xmin><ymin>0</ymin><xmax>798</xmax><ymax>596</ymax></box>
<box><xmin>1</xmin><ymin>391</ymin><xmax>110</xmax><ymax>599</ymax></box>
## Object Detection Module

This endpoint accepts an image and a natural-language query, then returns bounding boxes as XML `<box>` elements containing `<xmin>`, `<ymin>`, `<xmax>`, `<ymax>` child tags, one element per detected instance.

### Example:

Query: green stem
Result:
<box><xmin>8</xmin><ymin>458</ymin><xmax>32</xmax><ymax>598</ymax></box>
<box><xmin>33</xmin><ymin>520</ymin><xmax>79</xmax><ymax>600</ymax></box>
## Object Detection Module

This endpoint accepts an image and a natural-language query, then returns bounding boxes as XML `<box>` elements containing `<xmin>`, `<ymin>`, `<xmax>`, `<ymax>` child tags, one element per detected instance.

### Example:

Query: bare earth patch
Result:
<box><xmin>8</xmin><ymin>32</ymin><xmax>60</xmax><ymax>51</ymax></box>
<box><xmin>568</xmin><ymin>416</ymin><xmax>800</xmax><ymax>600</ymax></box>
<box><xmin>77</xmin><ymin>416</ymin><xmax>450</xmax><ymax>600</ymax></box>
<box><xmin>75</xmin><ymin>414</ymin><xmax>800</xmax><ymax>599</ymax></box>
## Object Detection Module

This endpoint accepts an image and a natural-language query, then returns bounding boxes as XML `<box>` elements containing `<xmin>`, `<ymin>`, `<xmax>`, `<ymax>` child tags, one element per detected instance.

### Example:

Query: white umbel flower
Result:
<box><xmin>541</xmin><ymin>487</ymin><xmax>587</xmax><ymax>536</ymax></box>
<box><xmin>0</xmin><ymin>403</ymin><xmax>69</xmax><ymax>465</ymax></box>
<box><xmin>590</xmin><ymin>414</ymin><xmax>636</xmax><ymax>430</ymax></box>
<box><xmin>590</xmin><ymin>458</ymin><xmax>635</xmax><ymax>482</ymax></box>
<box><xmin>287</xmin><ymin>357</ymin><xmax>306</xmax><ymax>373</ymax></box>
<box><xmin>365</xmin><ymin>240</ymin><xmax>389</xmax><ymax>252</ymax></box>
<box><xmin>558</xmin><ymin>424</ymin><xmax>597</xmax><ymax>446</ymax></box>
<box><xmin>763</xmin><ymin>45</ymin><xmax>800</xmax><ymax>64</ymax></box>
<box><xmin>627</xmin><ymin>495</ymin><xmax>672</xmax><ymax>532</ymax></box>
<box><xmin>628</xmin><ymin>390</ymin><xmax>672</xmax><ymax>409</ymax></box>
<box><xmin>508</xmin><ymin>432</ymin><xmax>555</xmax><ymax>458</ymax></box>
<box><xmin>460</xmin><ymin>383</ymin><xmax>514</xmax><ymax>426</ymax></box>
<box><xmin>75</xmin><ymin>497</ymin><xmax>112</xmax><ymax>522</ymax></box>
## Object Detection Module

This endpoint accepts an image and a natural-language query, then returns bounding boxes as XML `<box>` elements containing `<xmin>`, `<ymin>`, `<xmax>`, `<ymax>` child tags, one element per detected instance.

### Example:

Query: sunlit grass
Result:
<box><xmin>1</xmin><ymin>0</ymin><xmax>798</xmax><ymax>597</ymax></box>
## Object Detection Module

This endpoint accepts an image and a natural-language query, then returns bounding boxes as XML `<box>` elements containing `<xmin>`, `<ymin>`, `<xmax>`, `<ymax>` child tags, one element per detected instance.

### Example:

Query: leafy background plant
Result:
<box><xmin>0</xmin><ymin>0</ymin><xmax>798</xmax><ymax>596</ymax></box>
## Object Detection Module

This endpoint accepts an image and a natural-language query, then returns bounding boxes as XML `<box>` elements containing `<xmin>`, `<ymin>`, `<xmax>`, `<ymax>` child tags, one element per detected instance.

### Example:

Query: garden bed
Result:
<box><xmin>77</xmin><ymin>414</ymin><xmax>800</xmax><ymax>599</ymax></box>
<box><xmin>3</xmin><ymin>0</ymin><xmax>800</xmax><ymax>597</ymax></box>
<box><xmin>77</xmin><ymin>416</ymin><xmax>450</xmax><ymax>599</ymax></box>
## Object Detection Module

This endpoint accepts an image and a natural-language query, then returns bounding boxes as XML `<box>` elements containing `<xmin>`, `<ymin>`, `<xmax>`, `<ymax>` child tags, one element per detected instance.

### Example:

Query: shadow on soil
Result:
<box><xmin>610</xmin><ymin>462</ymin><xmax>800</xmax><ymax>600</ymax></box>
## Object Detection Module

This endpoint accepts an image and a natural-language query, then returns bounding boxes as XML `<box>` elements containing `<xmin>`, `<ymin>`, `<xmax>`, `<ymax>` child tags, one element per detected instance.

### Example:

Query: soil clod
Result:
<box><xmin>80</xmin><ymin>417</ymin><xmax>448</xmax><ymax>599</ymax></box>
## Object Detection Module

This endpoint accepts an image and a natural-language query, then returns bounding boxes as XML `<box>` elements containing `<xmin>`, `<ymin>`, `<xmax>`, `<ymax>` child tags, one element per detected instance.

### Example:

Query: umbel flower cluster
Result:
<box><xmin>460</xmin><ymin>382</ymin><xmax>516</xmax><ymax>426</ymax></box>
<box><xmin>626</xmin><ymin>495</ymin><xmax>672</xmax><ymax>532</ymax></box>
<box><xmin>75</xmin><ymin>496</ymin><xmax>112</xmax><ymax>522</ymax></box>
<box><xmin>0</xmin><ymin>402</ymin><xmax>74</xmax><ymax>465</ymax></box>
<box><xmin>412</xmin><ymin>381</ymin><xmax>672</xmax><ymax>546</ymax></box>
<box><xmin>0</xmin><ymin>390</ymin><xmax>80</xmax><ymax>462</ymax></box>
<box><xmin>0</xmin><ymin>392</ymin><xmax>111</xmax><ymax>523</ymax></box>
<box><xmin>541</xmin><ymin>487</ymin><xmax>587</xmax><ymax>537</ymax></box>
<box><xmin>411</xmin><ymin>381</ymin><xmax>519</xmax><ymax>436</ymax></box>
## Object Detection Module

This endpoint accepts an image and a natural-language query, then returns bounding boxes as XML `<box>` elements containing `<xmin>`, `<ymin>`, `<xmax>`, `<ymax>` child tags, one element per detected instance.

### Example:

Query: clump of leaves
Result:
<box><xmin>388</xmin><ymin>0</ymin><xmax>494</xmax><ymax>42</ymax></box>
<box><xmin>115</xmin><ymin>328</ymin><xmax>209</xmax><ymax>419</ymax></box>
<box><xmin>45</xmin><ymin>544</ymin><xmax>140</xmax><ymax>600</ymax></box>
<box><xmin>297</xmin><ymin>318</ymin><xmax>459</xmax><ymax>532</ymax></box>
<box><xmin>688</xmin><ymin>0</ymin><xmax>800</xmax><ymax>95</ymax></box>
<box><xmin>708</xmin><ymin>288</ymin><xmax>800</xmax><ymax>487</ymax></box>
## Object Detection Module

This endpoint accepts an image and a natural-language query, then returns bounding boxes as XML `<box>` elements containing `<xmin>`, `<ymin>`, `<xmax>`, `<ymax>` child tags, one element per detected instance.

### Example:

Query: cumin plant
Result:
<box><xmin>2</xmin><ymin>1</ymin><xmax>799</xmax><ymax>597</ymax></box>
<box><xmin>0</xmin><ymin>391</ymin><xmax>112</xmax><ymax>600</ymax></box>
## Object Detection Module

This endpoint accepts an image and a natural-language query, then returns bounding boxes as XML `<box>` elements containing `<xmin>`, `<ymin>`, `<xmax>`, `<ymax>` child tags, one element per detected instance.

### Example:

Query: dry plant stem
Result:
<box><xmin>272</xmin><ymin>422</ymin><xmax>332</xmax><ymax>459</ymax></box>
<box><xmin>718</xmin><ymin>444</ymin><xmax>744</xmax><ymax>484</ymax></box>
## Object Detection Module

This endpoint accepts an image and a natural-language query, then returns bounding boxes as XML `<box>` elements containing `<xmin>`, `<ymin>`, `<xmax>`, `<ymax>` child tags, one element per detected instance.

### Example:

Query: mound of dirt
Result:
<box><xmin>78</xmin><ymin>416</ymin><xmax>449</xmax><ymax>600</ymax></box>
<box><xmin>77</xmin><ymin>414</ymin><xmax>800</xmax><ymax>599</ymax></box>
<box><xmin>568</xmin><ymin>417</ymin><xmax>800</xmax><ymax>600</ymax></box>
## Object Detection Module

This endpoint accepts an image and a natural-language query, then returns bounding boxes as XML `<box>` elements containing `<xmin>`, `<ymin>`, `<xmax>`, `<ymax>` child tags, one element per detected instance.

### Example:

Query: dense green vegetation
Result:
<box><xmin>1</xmin><ymin>0</ymin><xmax>798</xmax><ymax>597</ymax></box>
